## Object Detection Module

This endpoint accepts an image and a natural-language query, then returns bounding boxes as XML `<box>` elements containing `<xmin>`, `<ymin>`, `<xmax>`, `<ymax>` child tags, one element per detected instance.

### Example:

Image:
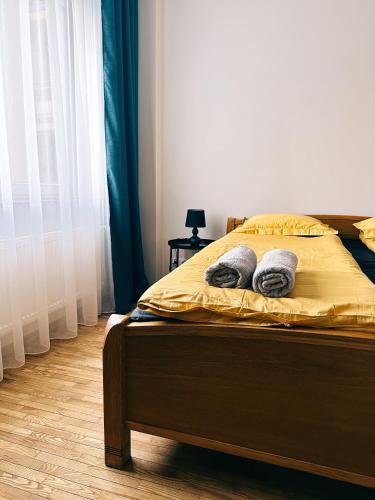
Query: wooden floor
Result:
<box><xmin>0</xmin><ymin>317</ymin><xmax>373</xmax><ymax>500</ymax></box>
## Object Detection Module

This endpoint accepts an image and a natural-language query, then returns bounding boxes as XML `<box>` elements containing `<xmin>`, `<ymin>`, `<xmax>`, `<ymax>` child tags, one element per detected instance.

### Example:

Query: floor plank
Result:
<box><xmin>0</xmin><ymin>316</ymin><xmax>373</xmax><ymax>499</ymax></box>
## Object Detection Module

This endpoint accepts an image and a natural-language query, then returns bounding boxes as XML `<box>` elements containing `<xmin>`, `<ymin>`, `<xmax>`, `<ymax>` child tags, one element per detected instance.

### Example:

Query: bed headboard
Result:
<box><xmin>226</xmin><ymin>215</ymin><xmax>369</xmax><ymax>239</ymax></box>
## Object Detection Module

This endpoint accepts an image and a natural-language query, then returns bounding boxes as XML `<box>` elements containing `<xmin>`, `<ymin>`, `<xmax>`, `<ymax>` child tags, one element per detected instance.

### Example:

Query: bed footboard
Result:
<box><xmin>103</xmin><ymin>314</ymin><xmax>131</xmax><ymax>468</ymax></box>
<box><xmin>103</xmin><ymin>316</ymin><xmax>375</xmax><ymax>487</ymax></box>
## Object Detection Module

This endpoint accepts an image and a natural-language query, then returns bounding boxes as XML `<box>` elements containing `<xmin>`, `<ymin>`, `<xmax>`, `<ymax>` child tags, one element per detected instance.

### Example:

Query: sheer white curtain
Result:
<box><xmin>0</xmin><ymin>0</ymin><xmax>114</xmax><ymax>381</ymax></box>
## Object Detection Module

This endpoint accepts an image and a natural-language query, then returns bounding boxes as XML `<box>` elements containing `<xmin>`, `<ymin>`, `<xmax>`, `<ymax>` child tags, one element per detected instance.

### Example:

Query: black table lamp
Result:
<box><xmin>185</xmin><ymin>209</ymin><xmax>206</xmax><ymax>247</ymax></box>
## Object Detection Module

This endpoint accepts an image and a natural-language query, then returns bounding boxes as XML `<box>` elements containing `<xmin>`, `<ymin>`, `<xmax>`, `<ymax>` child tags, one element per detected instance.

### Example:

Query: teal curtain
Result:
<box><xmin>101</xmin><ymin>0</ymin><xmax>148</xmax><ymax>313</ymax></box>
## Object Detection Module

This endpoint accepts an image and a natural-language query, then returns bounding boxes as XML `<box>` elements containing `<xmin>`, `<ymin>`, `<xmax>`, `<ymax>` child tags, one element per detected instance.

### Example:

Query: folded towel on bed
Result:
<box><xmin>205</xmin><ymin>245</ymin><xmax>257</xmax><ymax>288</ymax></box>
<box><xmin>252</xmin><ymin>249</ymin><xmax>298</xmax><ymax>298</ymax></box>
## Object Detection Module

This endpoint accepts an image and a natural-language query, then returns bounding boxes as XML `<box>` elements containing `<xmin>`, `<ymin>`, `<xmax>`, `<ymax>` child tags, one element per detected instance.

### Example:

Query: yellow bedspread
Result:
<box><xmin>138</xmin><ymin>233</ymin><xmax>375</xmax><ymax>329</ymax></box>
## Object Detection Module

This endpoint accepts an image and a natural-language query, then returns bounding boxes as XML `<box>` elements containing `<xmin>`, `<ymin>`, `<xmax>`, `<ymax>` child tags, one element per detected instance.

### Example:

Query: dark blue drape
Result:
<box><xmin>101</xmin><ymin>0</ymin><xmax>148</xmax><ymax>313</ymax></box>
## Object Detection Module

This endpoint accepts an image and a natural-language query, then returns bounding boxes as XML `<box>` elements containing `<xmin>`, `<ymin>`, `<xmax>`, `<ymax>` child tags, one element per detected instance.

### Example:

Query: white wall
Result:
<box><xmin>139</xmin><ymin>0</ymin><xmax>162</xmax><ymax>282</ymax></box>
<box><xmin>140</xmin><ymin>0</ymin><xmax>375</xmax><ymax>279</ymax></box>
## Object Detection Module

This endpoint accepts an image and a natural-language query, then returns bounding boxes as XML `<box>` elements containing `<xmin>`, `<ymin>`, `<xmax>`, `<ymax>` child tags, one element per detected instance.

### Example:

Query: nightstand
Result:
<box><xmin>168</xmin><ymin>238</ymin><xmax>215</xmax><ymax>271</ymax></box>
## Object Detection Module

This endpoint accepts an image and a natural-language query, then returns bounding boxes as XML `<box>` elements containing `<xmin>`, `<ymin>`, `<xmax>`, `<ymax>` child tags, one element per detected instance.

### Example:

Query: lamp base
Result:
<box><xmin>189</xmin><ymin>227</ymin><xmax>201</xmax><ymax>247</ymax></box>
<box><xmin>189</xmin><ymin>235</ymin><xmax>201</xmax><ymax>247</ymax></box>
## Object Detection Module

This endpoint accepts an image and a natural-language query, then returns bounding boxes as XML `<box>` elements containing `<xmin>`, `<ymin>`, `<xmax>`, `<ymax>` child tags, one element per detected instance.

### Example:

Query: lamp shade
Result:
<box><xmin>185</xmin><ymin>209</ymin><xmax>206</xmax><ymax>228</ymax></box>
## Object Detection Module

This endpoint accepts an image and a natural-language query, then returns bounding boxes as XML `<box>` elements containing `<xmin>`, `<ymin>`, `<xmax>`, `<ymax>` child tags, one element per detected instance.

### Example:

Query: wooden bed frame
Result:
<box><xmin>103</xmin><ymin>215</ymin><xmax>375</xmax><ymax>488</ymax></box>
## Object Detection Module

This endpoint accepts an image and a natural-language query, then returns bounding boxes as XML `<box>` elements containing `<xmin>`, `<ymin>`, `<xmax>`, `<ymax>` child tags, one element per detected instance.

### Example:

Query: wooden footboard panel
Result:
<box><xmin>103</xmin><ymin>317</ymin><xmax>375</xmax><ymax>487</ymax></box>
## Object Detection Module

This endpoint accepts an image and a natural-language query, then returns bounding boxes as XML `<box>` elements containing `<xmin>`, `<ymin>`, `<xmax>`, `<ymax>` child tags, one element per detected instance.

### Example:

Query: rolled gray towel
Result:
<box><xmin>205</xmin><ymin>246</ymin><xmax>257</xmax><ymax>288</ymax></box>
<box><xmin>252</xmin><ymin>249</ymin><xmax>298</xmax><ymax>298</ymax></box>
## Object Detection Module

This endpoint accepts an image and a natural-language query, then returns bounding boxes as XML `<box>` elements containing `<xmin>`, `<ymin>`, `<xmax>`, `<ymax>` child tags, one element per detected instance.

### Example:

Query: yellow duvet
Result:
<box><xmin>138</xmin><ymin>232</ymin><xmax>375</xmax><ymax>330</ymax></box>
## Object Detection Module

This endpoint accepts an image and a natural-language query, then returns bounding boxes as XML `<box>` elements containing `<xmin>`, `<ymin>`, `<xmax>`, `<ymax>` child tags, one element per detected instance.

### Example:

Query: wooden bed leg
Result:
<box><xmin>103</xmin><ymin>314</ymin><xmax>131</xmax><ymax>469</ymax></box>
<box><xmin>105</xmin><ymin>430</ymin><xmax>131</xmax><ymax>469</ymax></box>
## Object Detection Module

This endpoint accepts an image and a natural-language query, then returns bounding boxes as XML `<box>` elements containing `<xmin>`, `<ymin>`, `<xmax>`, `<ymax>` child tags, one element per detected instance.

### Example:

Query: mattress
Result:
<box><xmin>138</xmin><ymin>233</ymin><xmax>375</xmax><ymax>330</ymax></box>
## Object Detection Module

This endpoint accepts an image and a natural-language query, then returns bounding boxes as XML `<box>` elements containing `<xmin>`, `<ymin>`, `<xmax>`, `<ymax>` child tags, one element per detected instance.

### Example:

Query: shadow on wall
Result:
<box><xmin>209</xmin><ymin>215</ymin><xmax>227</xmax><ymax>240</ymax></box>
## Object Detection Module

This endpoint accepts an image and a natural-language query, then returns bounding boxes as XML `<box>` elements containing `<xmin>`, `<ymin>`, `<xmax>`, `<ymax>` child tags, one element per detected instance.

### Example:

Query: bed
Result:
<box><xmin>103</xmin><ymin>215</ymin><xmax>375</xmax><ymax>487</ymax></box>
